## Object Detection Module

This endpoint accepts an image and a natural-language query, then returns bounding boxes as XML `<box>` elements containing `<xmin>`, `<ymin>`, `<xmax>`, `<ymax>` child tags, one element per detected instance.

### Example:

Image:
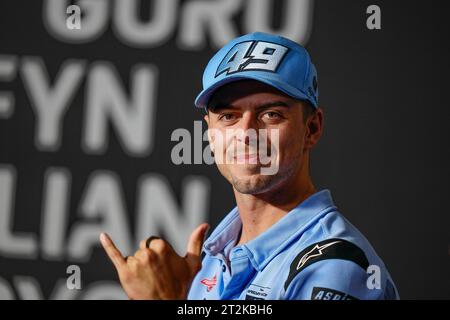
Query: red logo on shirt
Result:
<box><xmin>200</xmin><ymin>274</ymin><xmax>217</xmax><ymax>292</ymax></box>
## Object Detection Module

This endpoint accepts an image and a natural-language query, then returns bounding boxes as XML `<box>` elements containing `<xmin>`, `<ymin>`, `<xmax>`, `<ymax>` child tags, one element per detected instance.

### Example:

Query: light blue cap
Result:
<box><xmin>195</xmin><ymin>32</ymin><xmax>318</xmax><ymax>109</ymax></box>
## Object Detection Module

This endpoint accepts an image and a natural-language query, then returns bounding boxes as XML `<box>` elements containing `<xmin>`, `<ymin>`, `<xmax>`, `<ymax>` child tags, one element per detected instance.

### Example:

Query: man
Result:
<box><xmin>100</xmin><ymin>32</ymin><xmax>399</xmax><ymax>300</ymax></box>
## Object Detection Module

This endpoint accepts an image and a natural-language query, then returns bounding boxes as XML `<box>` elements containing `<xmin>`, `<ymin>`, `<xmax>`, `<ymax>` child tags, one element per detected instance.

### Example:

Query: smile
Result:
<box><xmin>233</xmin><ymin>153</ymin><xmax>259</xmax><ymax>163</ymax></box>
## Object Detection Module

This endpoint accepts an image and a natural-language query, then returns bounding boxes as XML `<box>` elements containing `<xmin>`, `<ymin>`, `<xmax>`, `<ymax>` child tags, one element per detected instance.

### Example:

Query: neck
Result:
<box><xmin>233</xmin><ymin>157</ymin><xmax>316</xmax><ymax>246</ymax></box>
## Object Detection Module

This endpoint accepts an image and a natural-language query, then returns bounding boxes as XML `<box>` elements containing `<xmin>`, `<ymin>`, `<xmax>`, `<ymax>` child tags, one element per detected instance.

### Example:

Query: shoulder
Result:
<box><xmin>281</xmin><ymin>212</ymin><xmax>399</xmax><ymax>300</ymax></box>
<box><xmin>283</xmin><ymin>238</ymin><xmax>369</xmax><ymax>292</ymax></box>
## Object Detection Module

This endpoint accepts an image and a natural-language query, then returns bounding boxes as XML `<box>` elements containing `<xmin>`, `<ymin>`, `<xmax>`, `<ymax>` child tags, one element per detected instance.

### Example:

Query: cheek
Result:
<box><xmin>208</xmin><ymin>128</ymin><xmax>226</xmax><ymax>158</ymax></box>
<box><xmin>276</xmin><ymin>126</ymin><xmax>305</xmax><ymax>162</ymax></box>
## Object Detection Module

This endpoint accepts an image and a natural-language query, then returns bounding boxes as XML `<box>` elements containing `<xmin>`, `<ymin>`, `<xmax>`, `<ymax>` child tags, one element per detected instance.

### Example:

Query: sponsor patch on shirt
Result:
<box><xmin>311</xmin><ymin>287</ymin><xmax>358</xmax><ymax>300</ymax></box>
<box><xmin>245</xmin><ymin>284</ymin><xmax>271</xmax><ymax>300</ymax></box>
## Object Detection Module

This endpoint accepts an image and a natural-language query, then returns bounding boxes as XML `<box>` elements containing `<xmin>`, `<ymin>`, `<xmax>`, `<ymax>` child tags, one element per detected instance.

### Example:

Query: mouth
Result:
<box><xmin>233</xmin><ymin>153</ymin><xmax>259</xmax><ymax>163</ymax></box>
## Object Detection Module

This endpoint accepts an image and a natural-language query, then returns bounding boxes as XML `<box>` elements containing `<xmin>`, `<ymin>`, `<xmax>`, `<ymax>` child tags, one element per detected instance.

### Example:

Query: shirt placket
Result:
<box><xmin>220</xmin><ymin>247</ymin><xmax>255</xmax><ymax>299</ymax></box>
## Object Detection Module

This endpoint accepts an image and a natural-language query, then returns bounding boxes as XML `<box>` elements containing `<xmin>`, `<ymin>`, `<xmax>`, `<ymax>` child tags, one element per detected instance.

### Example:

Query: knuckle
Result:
<box><xmin>127</xmin><ymin>257</ymin><xmax>137</xmax><ymax>267</ymax></box>
<box><xmin>133</xmin><ymin>248</ymin><xmax>154</xmax><ymax>265</ymax></box>
<box><xmin>152</xmin><ymin>239</ymin><xmax>168</xmax><ymax>254</ymax></box>
<box><xmin>129</xmin><ymin>261</ymin><xmax>139</xmax><ymax>273</ymax></box>
<box><xmin>140</xmin><ymin>249</ymin><xmax>152</xmax><ymax>262</ymax></box>
<box><xmin>110</xmin><ymin>251</ymin><xmax>119</xmax><ymax>260</ymax></box>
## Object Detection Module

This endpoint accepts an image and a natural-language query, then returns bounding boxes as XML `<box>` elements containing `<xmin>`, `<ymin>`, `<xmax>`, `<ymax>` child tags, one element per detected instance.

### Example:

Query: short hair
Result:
<box><xmin>300</xmin><ymin>100</ymin><xmax>316</xmax><ymax>123</ymax></box>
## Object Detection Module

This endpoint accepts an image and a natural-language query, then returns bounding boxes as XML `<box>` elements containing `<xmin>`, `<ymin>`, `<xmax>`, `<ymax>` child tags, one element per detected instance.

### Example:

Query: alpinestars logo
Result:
<box><xmin>200</xmin><ymin>274</ymin><xmax>217</xmax><ymax>292</ymax></box>
<box><xmin>296</xmin><ymin>241</ymin><xmax>341</xmax><ymax>270</ymax></box>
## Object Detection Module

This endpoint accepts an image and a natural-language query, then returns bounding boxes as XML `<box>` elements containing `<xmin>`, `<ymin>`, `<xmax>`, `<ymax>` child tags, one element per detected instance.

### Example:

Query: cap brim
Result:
<box><xmin>194</xmin><ymin>73</ymin><xmax>315</xmax><ymax>109</ymax></box>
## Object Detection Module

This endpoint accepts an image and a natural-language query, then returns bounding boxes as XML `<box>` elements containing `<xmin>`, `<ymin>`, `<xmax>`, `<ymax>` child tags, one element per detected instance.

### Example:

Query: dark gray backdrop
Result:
<box><xmin>0</xmin><ymin>0</ymin><xmax>449</xmax><ymax>299</ymax></box>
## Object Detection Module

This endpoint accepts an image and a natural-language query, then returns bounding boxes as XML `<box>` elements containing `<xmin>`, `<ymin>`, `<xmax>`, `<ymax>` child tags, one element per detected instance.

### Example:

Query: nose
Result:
<box><xmin>236</xmin><ymin>111</ymin><xmax>258</xmax><ymax>145</ymax></box>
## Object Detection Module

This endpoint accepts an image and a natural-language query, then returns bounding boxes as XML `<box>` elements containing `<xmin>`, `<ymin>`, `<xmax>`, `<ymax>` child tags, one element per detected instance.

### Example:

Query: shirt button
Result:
<box><xmin>222</xmin><ymin>264</ymin><xmax>226</xmax><ymax>272</ymax></box>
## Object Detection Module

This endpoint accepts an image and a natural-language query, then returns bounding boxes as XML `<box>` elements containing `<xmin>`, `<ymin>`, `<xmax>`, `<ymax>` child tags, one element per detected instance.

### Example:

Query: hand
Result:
<box><xmin>100</xmin><ymin>223</ymin><xmax>210</xmax><ymax>300</ymax></box>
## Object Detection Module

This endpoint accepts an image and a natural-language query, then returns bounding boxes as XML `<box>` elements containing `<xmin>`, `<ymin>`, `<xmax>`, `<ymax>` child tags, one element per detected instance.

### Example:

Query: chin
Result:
<box><xmin>230</xmin><ymin>173</ymin><xmax>283</xmax><ymax>195</ymax></box>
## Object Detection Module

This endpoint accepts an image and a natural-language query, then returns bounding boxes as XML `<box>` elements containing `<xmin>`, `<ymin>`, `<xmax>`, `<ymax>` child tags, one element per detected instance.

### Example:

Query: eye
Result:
<box><xmin>219</xmin><ymin>113</ymin><xmax>237</xmax><ymax>121</ymax></box>
<box><xmin>262</xmin><ymin>111</ymin><xmax>282</xmax><ymax>120</ymax></box>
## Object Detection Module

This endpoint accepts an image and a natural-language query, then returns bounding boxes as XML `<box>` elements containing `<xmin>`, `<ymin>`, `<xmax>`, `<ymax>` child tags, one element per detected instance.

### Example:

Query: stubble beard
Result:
<box><xmin>227</xmin><ymin>159</ymin><xmax>299</xmax><ymax>195</ymax></box>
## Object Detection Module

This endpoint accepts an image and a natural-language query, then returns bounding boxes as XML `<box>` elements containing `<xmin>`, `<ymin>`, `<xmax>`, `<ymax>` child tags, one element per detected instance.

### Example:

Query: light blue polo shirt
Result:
<box><xmin>187</xmin><ymin>189</ymin><xmax>399</xmax><ymax>300</ymax></box>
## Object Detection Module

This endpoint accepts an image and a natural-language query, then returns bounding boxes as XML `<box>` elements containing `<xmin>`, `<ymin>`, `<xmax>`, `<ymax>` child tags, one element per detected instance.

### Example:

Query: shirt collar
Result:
<box><xmin>203</xmin><ymin>189</ymin><xmax>337</xmax><ymax>271</ymax></box>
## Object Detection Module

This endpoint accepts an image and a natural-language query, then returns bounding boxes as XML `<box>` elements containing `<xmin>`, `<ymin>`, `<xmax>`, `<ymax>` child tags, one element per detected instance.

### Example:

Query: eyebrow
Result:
<box><xmin>209</xmin><ymin>100</ymin><xmax>291</xmax><ymax>112</ymax></box>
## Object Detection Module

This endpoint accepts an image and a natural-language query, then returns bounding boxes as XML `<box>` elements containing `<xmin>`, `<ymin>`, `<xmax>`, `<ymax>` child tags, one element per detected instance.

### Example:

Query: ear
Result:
<box><xmin>305</xmin><ymin>107</ymin><xmax>324</xmax><ymax>149</ymax></box>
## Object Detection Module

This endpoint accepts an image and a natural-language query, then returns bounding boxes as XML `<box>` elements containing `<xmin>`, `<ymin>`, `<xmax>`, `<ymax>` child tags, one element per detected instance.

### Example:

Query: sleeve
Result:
<box><xmin>283</xmin><ymin>259</ymin><xmax>383</xmax><ymax>300</ymax></box>
<box><xmin>281</xmin><ymin>238</ymin><xmax>398</xmax><ymax>300</ymax></box>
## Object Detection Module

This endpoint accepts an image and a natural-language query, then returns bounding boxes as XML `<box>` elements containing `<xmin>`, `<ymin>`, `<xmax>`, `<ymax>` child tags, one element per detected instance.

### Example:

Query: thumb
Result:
<box><xmin>185</xmin><ymin>223</ymin><xmax>210</xmax><ymax>272</ymax></box>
